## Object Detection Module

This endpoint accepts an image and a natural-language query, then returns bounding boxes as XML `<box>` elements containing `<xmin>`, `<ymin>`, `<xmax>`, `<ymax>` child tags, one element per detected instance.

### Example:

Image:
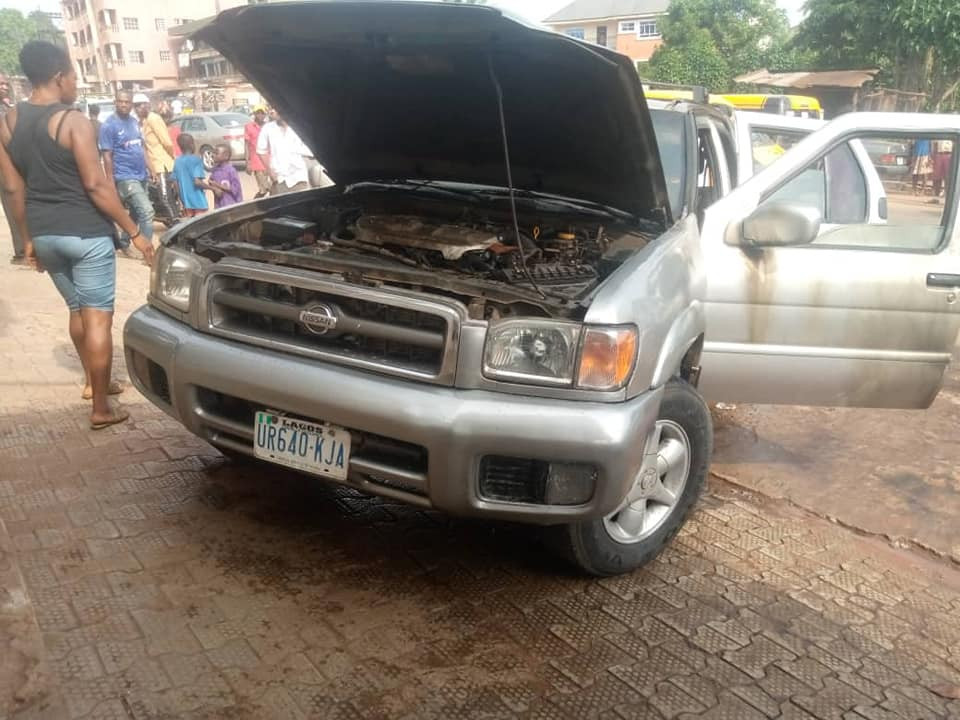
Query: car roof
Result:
<box><xmin>172</xmin><ymin>111</ymin><xmax>249</xmax><ymax>119</ymax></box>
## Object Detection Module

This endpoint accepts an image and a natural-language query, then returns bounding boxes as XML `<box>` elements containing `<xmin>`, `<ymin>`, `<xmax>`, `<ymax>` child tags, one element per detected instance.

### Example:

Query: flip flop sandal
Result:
<box><xmin>90</xmin><ymin>408</ymin><xmax>130</xmax><ymax>431</ymax></box>
<box><xmin>82</xmin><ymin>381</ymin><xmax>124</xmax><ymax>400</ymax></box>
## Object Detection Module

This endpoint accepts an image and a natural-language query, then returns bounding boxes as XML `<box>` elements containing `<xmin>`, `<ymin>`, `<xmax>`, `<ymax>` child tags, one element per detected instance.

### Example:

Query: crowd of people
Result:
<box><xmin>0</xmin><ymin>40</ymin><xmax>320</xmax><ymax>430</ymax></box>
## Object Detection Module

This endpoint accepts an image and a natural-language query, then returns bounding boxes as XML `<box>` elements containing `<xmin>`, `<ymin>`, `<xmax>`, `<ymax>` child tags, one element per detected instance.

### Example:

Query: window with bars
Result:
<box><xmin>123</xmin><ymin>17</ymin><xmax>138</xmax><ymax>30</ymax></box>
<box><xmin>155</xmin><ymin>18</ymin><xmax>165</xmax><ymax>30</ymax></box>
<box><xmin>159</xmin><ymin>50</ymin><xmax>171</xmax><ymax>62</ymax></box>
<box><xmin>637</xmin><ymin>20</ymin><xmax>659</xmax><ymax>37</ymax></box>
<box><xmin>129</xmin><ymin>50</ymin><xmax>144</xmax><ymax>64</ymax></box>
<box><xmin>618</xmin><ymin>19</ymin><xmax>660</xmax><ymax>37</ymax></box>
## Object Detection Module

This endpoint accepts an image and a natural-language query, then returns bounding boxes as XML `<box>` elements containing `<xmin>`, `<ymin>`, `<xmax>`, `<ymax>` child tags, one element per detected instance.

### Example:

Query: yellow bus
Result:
<box><xmin>717</xmin><ymin>94</ymin><xmax>824</xmax><ymax>119</ymax></box>
<box><xmin>642</xmin><ymin>86</ymin><xmax>824</xmax><ymax>119</ymax></box>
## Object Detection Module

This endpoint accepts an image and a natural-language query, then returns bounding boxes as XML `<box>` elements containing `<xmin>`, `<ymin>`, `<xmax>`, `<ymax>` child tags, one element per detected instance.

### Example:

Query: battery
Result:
<box><xmin>260</xmin><ymin>216</ymin><xmax>319</xmax><ymax>245</ymax></box>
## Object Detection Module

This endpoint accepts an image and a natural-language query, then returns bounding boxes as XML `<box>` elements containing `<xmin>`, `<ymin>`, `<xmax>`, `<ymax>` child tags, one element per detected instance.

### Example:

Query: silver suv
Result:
<box><xmin>125</xmin><ymin>2</ymin><xmax>960</xmax><ymax>575</ymax></box>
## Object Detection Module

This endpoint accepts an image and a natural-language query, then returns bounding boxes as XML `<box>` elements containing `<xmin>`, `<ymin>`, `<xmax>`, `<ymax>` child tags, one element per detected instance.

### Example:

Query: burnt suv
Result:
<box><xmin>126</xmin><ymin>2</ymin><xmax>960</xmax><ymax>574</ymax></box>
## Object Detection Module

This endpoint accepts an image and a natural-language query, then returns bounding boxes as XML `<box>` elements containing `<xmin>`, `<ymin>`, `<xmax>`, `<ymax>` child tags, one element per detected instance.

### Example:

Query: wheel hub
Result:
<box><xmin>639</xmin><ymin>468</ymin><xmax>658</xmax><ymax>494</ymax></box>
<box><xmin>602</xmin><ymin>419</ymin><xmax>692</xmax><ymax>545</ymax></box>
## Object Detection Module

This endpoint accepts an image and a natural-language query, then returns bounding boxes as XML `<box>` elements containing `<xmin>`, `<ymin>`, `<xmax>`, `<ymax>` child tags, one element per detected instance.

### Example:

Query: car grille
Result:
<box><xmin>201</xmin><ymin>262</ymin><xmax>462</xmax><ymax>385</ymax></box>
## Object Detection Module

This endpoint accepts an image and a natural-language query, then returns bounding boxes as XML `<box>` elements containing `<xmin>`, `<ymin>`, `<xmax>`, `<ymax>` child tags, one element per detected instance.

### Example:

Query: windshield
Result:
<box><xmin>649</xmin><ymin>109</ymin><xmax>686</xmax><ymax>220</ymax></box>
<box><xmin>211</xmin><ymin>113</ymin><xmax>249</xmax><ymax>127</ymax></box>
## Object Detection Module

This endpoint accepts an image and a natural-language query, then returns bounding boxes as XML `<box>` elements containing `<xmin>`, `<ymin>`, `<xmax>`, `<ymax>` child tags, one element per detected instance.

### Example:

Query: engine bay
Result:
<box><xmin>191</xmin><ymin>189</ymin><xmax>654</xmax><ymax>319</ymax></box>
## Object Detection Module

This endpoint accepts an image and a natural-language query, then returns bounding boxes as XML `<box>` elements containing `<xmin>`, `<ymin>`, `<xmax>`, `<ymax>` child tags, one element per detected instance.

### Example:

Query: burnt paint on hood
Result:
<box><xmin>194</xmin><ymin>1</ymin><xmax>671</xmax><ymax>224</ymax></box>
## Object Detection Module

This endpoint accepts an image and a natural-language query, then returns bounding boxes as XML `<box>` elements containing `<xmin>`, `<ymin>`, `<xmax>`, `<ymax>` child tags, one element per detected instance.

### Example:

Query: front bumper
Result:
<box><xmin>124</xmin><ymin>306</ymin><xmax>662</xmax><ymax>524</ymax></box>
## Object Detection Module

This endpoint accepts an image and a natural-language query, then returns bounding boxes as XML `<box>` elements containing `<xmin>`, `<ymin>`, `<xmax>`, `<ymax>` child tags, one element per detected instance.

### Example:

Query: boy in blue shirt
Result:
<box><xmin>171</xmin><ymin>133</ymin><xmax>210</xmax><ymax>216</ymax></box>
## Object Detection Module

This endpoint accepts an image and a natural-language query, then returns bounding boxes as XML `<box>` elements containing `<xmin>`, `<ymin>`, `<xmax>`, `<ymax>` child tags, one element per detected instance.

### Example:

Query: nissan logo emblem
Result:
<box><xmin>298</xmin><ymin>303</ymin><xmax>338</xmax><ymax>335</ymax></box>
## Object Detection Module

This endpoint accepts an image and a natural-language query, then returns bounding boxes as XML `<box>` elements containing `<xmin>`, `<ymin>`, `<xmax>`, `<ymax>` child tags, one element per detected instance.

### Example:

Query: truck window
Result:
<box><xmin>750</xmin><ymin>128</ymin><xmax>807</xmax><ymax>173</ymax></box>
<box><xmin>764</xmin><ymin>143</ymin><xmax>867</xmax><ymax>225</ymax></box>
<box><xmin>761</xmin><ymin>133</ymin><xmax>953</xmax><ymax>251</ymax></box>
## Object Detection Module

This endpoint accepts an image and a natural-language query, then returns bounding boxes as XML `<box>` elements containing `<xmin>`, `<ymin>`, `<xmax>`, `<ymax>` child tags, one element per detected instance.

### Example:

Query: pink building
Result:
<box><xmin>60</xmin><ymin>0</ymin><xmax>245</xmax><ymax>94</ymax></box>
<box><xmin>544</xmin><ymin>0</ymin><xmax>669</xmax><ymax>66</ymax></box>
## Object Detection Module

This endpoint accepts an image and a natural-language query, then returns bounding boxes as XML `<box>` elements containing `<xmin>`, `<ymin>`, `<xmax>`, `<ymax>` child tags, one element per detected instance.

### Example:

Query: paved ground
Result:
<box><xmin>3</xmin><ymin>221</ymin><xmax>960</xmax><ymax>720</ymax></box>
<box><xmin>713</xmin><ymin>354</ymin><xmax>960</xmax><ymax>562</ymax></box>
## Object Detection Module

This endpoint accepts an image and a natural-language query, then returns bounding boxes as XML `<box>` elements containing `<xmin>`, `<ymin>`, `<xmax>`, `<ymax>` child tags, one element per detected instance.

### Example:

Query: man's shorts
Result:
<box><xmin>32</xmin><ymin>234</ymin><xmax>116</xmax><ymax>312</ymax></box>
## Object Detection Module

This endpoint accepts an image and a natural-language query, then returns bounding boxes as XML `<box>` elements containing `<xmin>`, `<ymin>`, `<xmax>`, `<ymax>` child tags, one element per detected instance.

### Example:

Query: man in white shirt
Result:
<box><xmin>255</xmin><ymin>113</ymin><xmax>313</xmax><ymax>194</ymax></box>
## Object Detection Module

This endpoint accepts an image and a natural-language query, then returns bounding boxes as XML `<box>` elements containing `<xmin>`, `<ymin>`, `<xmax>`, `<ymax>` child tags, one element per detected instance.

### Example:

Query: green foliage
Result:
<box><xmin>0</xmin><ymin>9</ymin><xmax>66</xmax><ymax>77</ymax></box>
<box><xmin>646</xmin><ymin>0</ymin><xmax>796</xmax><ymax>91</ymax></box>
<box><xmin>28</xmin><ymin>10</ymin><xmax>65</xmax><ymax>48</ymax></box>
<box><xmin>795</xmin><ymin>0</ymin><xmax>960</xmax><ymax>109</ymax></box>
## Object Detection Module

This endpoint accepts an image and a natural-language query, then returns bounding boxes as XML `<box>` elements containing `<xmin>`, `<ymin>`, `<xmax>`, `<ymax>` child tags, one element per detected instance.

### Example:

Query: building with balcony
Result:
<box><xmin>544</xmin><ymin>0</ymin><xmax>669</xmax><ymax>65</ymax></box>
<box><xmin>166</xmin><ymin>20</ymin><xmax>263</xmax><ymax>112</ymax></box>
<box><xmin>60</xmin><ymin>0</ymin><xmax>246</xmax><ymax>95</ymax></box>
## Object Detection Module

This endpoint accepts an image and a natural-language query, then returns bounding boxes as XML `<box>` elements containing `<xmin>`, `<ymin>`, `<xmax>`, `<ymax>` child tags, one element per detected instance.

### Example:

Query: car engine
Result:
<box><xmin>193</xmin><ymin>197</ymin><xmax>653</xmax><ymax>318</ymax></box>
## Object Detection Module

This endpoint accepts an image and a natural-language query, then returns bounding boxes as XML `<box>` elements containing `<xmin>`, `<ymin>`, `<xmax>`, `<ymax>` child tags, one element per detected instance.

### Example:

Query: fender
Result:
<box><xmin>650</xmin><ymin>300</ymin><xmax>705</xmax><ymax>388</ymax></box>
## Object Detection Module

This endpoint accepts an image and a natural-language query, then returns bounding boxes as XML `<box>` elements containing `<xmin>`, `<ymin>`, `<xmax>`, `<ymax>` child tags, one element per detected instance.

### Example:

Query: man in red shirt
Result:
<box><xmin>245</xmin><ymin>106</ymin><xmax>270</xmax><ymax>198</ymax></box>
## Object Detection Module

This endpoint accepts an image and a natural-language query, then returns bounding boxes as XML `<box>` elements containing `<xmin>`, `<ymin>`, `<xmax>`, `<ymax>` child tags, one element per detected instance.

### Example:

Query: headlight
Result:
<box><xmin>150</xmin><ymin>245</ymin><xmax>200</xmax><ymax>312</ymax></box>
<box><xmin>482</xmin><ymin>320</ymin><xmax>639</xmax><ymax>391</ymax></box>
<box><xmin>483</xmin><ymin>320</ymin><xmax>581</xmax><ymax>386</ymax></box>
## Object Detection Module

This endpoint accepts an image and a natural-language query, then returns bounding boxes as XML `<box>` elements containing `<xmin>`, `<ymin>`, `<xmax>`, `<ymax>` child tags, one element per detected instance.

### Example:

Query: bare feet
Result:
<box><xmin>82</xmin><ymin>380</ymin><xmax>124</xmax><ymax>400</ymax></box>
<box><xmin>90</xmin><ymin>407</ymin><xmax>130</xmax><ymax>431</ymax></box>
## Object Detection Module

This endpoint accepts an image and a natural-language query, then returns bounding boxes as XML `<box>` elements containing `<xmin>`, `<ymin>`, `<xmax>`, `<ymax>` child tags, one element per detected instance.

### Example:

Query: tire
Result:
<box><xmin>200</xmin><ymin>145</ymin><xmax>215</xmax><ymax>171</ymax></box>
<box><xmin>549</xmin><ymin>380</ymin><xmax>713</xmax><ymax>576</ymax></box>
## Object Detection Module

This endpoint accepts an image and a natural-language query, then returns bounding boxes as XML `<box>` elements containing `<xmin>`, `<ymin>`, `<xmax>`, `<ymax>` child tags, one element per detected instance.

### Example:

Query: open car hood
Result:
<box><xmin>194</xmin><ymin>1</ymin><xmax>671</xmax><ymax>223</ymax></box>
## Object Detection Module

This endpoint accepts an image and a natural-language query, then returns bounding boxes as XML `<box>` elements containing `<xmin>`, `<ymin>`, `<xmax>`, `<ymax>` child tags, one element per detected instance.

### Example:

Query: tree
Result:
<box><xmin>0</xmin><ymin>9</ymin><xmax>36</xmax><ymax>77</ymax></box>
<box><xmin>645</xmin><ymin>0</ymin><xmax>806</xmax><ymax>91</ymax></box>
<box><xmin>28</xmin><ymin>10</ymin><xmax>66</xmax><ymax>48</ymax></box>
<box><xmin>0</xmin><ymin>9</ymin><xmax>67</xmax><ymax>77</ymax></box>
<box><xmin>794</xmin><ymin>0</ymin><xmax>960</xmax><ymax>110</ymax></box>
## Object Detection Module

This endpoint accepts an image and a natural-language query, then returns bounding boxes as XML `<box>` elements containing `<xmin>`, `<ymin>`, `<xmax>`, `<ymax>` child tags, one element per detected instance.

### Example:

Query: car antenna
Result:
<box><xmin>487</xmin><ymin>54</ymin><xmax>546</xmax><ymax>299</ymax></box>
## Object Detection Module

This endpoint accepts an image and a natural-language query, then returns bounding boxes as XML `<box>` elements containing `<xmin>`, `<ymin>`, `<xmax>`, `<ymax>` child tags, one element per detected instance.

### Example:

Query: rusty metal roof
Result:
<box><xmin>734</xmin><ymin>69</ymin><xmax>879</xmax><ymax>89</ymax></box>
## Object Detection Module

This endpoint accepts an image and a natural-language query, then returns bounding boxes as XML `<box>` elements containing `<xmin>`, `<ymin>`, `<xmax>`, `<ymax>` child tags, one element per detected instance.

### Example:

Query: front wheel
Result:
<box><xmin>550</xmin><ymin>380</ymin><xmax>713</xmax><ymax>576</ymax></box>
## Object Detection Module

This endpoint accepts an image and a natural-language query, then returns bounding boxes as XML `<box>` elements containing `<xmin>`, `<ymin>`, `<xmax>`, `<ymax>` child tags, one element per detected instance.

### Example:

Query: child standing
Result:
<box><xmin>208</xmin><ymin>144</ymin><xmax>243</xmax><ymax>209</ymax></box>
<box><xmin>172</xmin><ymin>133</ymin><xmax>209</xmax><ymax>217</ymax></box>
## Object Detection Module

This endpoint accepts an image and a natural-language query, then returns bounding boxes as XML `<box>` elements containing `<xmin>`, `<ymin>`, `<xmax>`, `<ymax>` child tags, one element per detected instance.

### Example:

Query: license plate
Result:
<box><xmin>254</xmin><ymin>411</ymin><xmax>351</xmax><ymax>480</ymax></box>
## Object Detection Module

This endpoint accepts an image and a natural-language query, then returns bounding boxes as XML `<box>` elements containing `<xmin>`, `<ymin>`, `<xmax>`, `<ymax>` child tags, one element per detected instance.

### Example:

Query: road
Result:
<box><xmin>2</xmin><ymin>209</ymin><xmax>960</xmax><ymax>720</ymax></box>
<box><xmin>885</xmin><ymin>191</ymin><xmax>945</xmax><ymax>227</ymax></box>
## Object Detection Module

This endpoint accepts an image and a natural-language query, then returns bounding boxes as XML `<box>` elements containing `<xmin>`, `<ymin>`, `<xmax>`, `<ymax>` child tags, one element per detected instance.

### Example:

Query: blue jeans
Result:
<box><xmin>116</xmin><ymin>179</ymin><xmax>154</xmax><ymax>249</ymax></box>
<box><xmin>32</xmin><ymin>235</ymin><xmax>116</xmax><ymax>311</ymax></box>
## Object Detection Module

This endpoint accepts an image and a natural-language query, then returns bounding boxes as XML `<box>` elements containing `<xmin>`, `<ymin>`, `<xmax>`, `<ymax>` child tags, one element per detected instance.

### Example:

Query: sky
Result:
<box><xmin>2</xmin><ymin>0</ymin><xmax>809</xmax><ymax>25</ymax></box>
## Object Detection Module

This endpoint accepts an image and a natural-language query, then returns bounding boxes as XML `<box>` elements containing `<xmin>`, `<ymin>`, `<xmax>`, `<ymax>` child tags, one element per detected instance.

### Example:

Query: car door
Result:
<box><xmin>698</xmin><ymin>113</ymin><xmax>960</xmax><ymax>408</ymax></box>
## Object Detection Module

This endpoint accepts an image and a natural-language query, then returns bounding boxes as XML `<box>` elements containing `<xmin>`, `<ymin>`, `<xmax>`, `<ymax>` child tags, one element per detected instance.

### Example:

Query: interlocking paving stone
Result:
<box><xmin>4</xmin><ymin>256</ymin><xmax>960</xmax><ymax>719</ymax></box>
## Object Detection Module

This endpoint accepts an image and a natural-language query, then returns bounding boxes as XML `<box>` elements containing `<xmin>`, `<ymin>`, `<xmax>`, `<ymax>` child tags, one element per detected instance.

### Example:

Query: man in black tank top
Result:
<box><xmin>0</xmin><ymin>41</ymin><xmax>154</xmax><ymax>430</ymax></box>
<box><xmin>0</xmin><ymin>73</ymin><xmax>24</xmax><ymax>264</ymax></box>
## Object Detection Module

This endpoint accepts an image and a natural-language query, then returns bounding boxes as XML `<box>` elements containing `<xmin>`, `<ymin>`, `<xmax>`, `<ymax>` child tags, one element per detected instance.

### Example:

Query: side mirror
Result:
<box><xmin>738</xmin><ymin>202</ymin><xmax>821</xmax><ymax>248</ymax></box>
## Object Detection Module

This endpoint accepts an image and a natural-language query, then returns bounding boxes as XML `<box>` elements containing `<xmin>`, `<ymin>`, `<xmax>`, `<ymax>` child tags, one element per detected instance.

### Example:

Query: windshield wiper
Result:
<box><xmin>347</xmin><ymin>180</ymin><xmax>483</xmax><ymax>203</ymax></box>
<box><xmin>477</xmin><ymin>187</ymin><xmax>640</xmax><ymax>223</ymax></box>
